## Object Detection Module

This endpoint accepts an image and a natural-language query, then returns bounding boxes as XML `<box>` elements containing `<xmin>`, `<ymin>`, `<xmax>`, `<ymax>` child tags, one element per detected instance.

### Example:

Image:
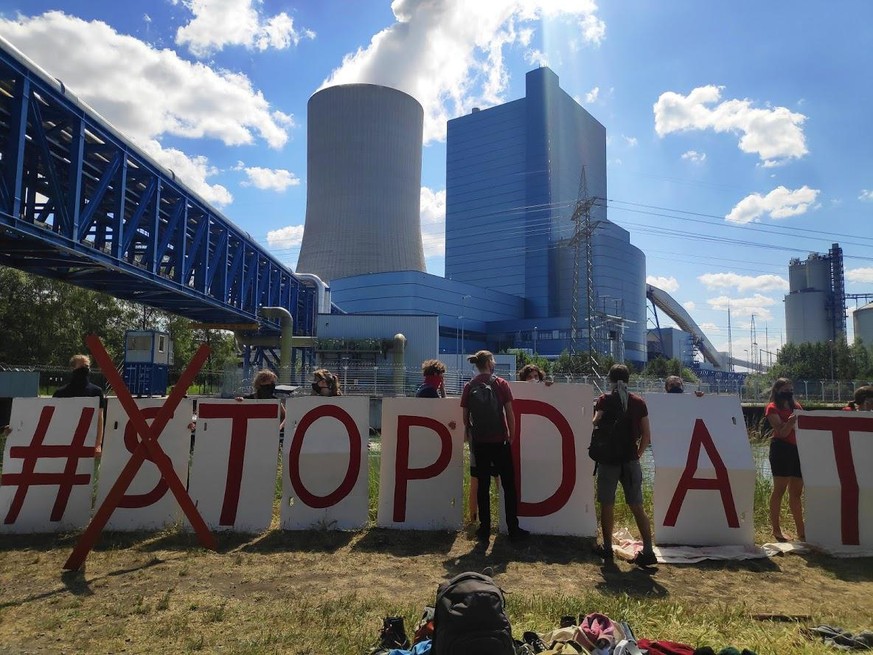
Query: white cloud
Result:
<box><xmin>175</xmin><ymin>0</ymin><xmax>315</xmax><ymax>58</ymax></box>
<box><xmin>140</xmin><ymin>140</ymin><xmax>232</xmax><ymax>206</ymax></box>
<box><xmin>653</xmin><ymin>85</ymin><xmax>807</xmax><ymax>166</ymax></box>
<box><xmin>681</xmin><ymin>150</ymin><xmax>706</xmax><ymax>163</ymax></box>
<box><xmin>0</xmin><ymin>12</ymin><xmax>294</xmax><ymax>204</ymax></box>
<box><xmin>683</xmin><ymin>301</ymin><xmax>696</xmax><ymax>311</ymax></box>
<box><xmin>622</xmin><ymin>135</ymin><xmax>637</xmax><ymax>147</ymax></box>
<box><xmin>266</xmin><ymin>225</ymin><xmax>305</xmax><ymax>250</ymax></box>
<box><xmin>698</xmin><ymin>272</ymin><xmax>789</xmax><ymax>294</ymax></box>
<box><xmin>847</xmin><ymin>268</ymin><xmax>873</xmax><ymax>284</ymax></box>
<box><xmin>524</xmin><ymin>48</ymin><xmax>550</xmax><ymax>67</ymax></box>
<box><xmin>707</xmin><ymin>294</ymin><xmax>776</xmax><ymax>321</ymax></box>
<box><xmin>699</xmin><ymin>322</ymin><xmax>720</xmax><ymax>332</ymax></box>
<box><xmin>584</xmin><ymin>86</ymin><xmax>599</xmax><ymax>104</ymax></box>
<box><xmin>240</xmin><ymin>166</ymin><xmax>300</xmax><ymax>192</ymax></box>
<box><xmin>646</xmin><ymin>275</ymin><xmax>679</xmax><ymax>293</ymax></box>
<box><xmin>420</xmin><ymin>186</ymin><xmax>447</xmax><ymax>256</ymax></box>
<box><xmin>321</xmin><ymin>0</ymin><xmax>604</xmax><ymax>143</ymax></box>
<box><xmin>859</xmin><ymin>189</ymin><xmax>873</xmax><ymax>202</ymax></box>
<box><xmin>725</xmin><ymin>185</ymin><xmax>819</xmax><ymax>224</ymax></box>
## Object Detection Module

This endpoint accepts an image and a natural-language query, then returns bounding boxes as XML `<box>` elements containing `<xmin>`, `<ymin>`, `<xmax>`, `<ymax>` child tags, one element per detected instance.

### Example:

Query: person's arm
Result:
<box><xmin>638</xmin><ymin>415</ymin><xmax>651</xmax><ymax>457</ymax></box>
<box><xmin>504</xmin><ymin>400</ymin><xmax>516</xmax><ymax>443</ymax></box>
<box><xmin>95</xmin><ymin>409</ymin><xmax>105</xmax><ymax>455</ymax></box>
<box><xmin>767</xmin><ymin>410</ymin><xmax>797</xmax><ymax>438</ymax></box>
<box><xmin>592</xmin><ymin>409</ymin><xmax>604</xmax><ymax>427</ymax></box>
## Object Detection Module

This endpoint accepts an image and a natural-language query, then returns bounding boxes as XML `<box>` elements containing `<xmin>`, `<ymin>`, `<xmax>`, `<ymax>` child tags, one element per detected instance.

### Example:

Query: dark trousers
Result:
<box><xmin>473</xmin><ymin>441</ymin><xmax>519</xmax><ymax>532</ymax></box>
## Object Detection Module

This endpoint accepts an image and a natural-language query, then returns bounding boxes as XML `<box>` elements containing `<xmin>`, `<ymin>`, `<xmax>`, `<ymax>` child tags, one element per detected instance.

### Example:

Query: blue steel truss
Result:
<box><xmin>0</xmin><ymin>38</ymin><xmax>315</xmax><ymax>339</ymax></box>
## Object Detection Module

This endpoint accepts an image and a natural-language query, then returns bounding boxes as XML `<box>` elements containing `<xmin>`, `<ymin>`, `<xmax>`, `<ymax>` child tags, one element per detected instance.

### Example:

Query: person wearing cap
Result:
<box><xmin>461</xmin><ymin>350</ymin><xmax>529</xmax><ymax>543</ymax></box>
<box><xmin>664</xmin><ymin>375</ymin><xmax>704</xmax><ymax>397</ymax></box>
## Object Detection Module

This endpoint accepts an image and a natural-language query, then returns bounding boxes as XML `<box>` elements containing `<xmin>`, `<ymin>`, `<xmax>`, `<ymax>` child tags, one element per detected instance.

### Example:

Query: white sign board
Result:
<box><xmin>502</xmin><ymin>382</ymin><xmax>596</xmax><ymax>536</ymax></box>
<box><xmin>0</xmin><ymin>398</ymin><xmax>99</xmax><ymax>533</ymax></box>
<box><xmin>377</xmin><ymin>398</ymin><xmax>464</xmax><ymax>530</ymax></box>
<box><xmin>796</xmin><ymin>411</ymin><xmax>873</xmax><ymax>552</ymax></box>
<box><xmin>96</xmin><ymin>398</ymin><xmax>193</xmax><ymax>531</ymax></box>
<box><xmin>188</xmin><ymin>399</ymin><xmax>281</xmax><ymax>533</ymax></box>
<box><xmin>281</xmin><ymin>397</ymin><xmax>370</xmax><ymax>530</ymax></box>
<box><xmin>647</xmin><ymin>394</ymin><xmax>755</xmax><ymax>546</ymax></box>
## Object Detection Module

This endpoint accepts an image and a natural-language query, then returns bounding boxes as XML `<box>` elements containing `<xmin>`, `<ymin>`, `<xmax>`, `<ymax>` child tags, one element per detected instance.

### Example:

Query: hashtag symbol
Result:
<box><xmin>2</xmin><ymin>405</ymin><xmax>97</xmax><ymax>524</ymax></box>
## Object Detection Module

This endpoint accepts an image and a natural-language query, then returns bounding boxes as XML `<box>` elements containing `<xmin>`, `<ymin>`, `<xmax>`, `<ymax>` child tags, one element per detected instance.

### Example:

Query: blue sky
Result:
<box><xmin>1</xmin><ymin>0</ymin><xmax>871</xmax><ymax>364</ymax></box>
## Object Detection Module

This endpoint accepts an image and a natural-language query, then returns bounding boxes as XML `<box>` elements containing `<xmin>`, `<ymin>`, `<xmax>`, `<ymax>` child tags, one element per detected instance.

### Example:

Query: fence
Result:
<box><xmin>3</xmin><ymin>362</ymin><xmax>869</xmax><ymax>406</ymax></box>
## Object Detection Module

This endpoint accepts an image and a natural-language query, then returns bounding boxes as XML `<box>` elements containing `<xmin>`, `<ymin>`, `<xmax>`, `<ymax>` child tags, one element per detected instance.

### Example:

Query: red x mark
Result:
<box><xmin>64</xmin><ymin>335</ymin><xmax>216</xmax><ymax>570</ymax></box>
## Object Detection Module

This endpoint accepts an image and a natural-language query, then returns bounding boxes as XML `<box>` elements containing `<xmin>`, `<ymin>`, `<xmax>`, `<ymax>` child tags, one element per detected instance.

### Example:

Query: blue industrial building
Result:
<box><xmin>330</xmin><ymin>67</ymin><xmax>647</xmax><ymax>366</ymax></box>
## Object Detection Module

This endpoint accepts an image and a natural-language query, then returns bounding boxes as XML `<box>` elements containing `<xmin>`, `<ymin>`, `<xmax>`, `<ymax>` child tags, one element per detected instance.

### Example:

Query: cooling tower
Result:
<box><xmin>296</xmin><ymin>84</ymin><xmax>426</xmax><ymax>283</ymax></box>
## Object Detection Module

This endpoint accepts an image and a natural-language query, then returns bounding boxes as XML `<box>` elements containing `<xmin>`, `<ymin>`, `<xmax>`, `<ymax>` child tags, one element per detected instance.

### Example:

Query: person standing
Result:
<box><xmin>53</xmin><ymin>354</ymin><xmax>105</xmax><ymax>453</ymax></box>
<box><xmin>415</xmin><ymin>359</ymin><xmax>447</xmax><ymax>398</ymax></box>
<box><xmin>592</xmin><ymin>364</ymin><xmax>656</xmax><ymax>566</ymax></box>
<box><xmin>311</xmin><ymin>368</ymin><xmax>342</xmax><ymax>396</ymax></box>
<box><xmin>844</xmin><ymin>385</ymin><xmax>873</xmax><ymax>411</ymax></box>
<box><xmin>461</xmin><ymin>350</ymin><xmax>529</xmax><ymax>543</ymax></box>
<box><xmin>664</xmin><ymin>375</ymin><xmax>704</xmax><ymax>396</ymax></box>
<box><xmin>766</xmin><ymin>378</ymin><xmax>805</xmax><ymax>542</ymax></box>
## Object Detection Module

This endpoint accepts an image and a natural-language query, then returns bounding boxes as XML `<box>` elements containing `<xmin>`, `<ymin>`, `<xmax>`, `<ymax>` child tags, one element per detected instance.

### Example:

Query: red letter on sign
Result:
<box><xmin>118</xmin><ymin>405</ymin><xmax>171</xmax><ymax>509</ymax></box>
<box><xmin>512</xmin><ymin>399</ymin><xmax>577</xmax><ymax>517</ymax></box>
<box><xmin>288</xmin><ymin>405</ymin><xmax>362</xmax><ymax>509</ymax></box>
<box><xmin>3</xmin><ymin>405</ymin><xmax>96</xmax><ymax>524</ymax></box>
<box><xmin>196</xmin><ymin>402</ymin><xmax>279</xmax><ymax>525</ymax></box>
<box><xmin>797</xmin><ymin>414</ymin><xmax>872</xmax><ymax>545</ymax></box>
<box><xmin>664</xmin><ymin>418</ymin><xmax>739</xmax><ymax>528</ymax></box>
<box><xmin>393</xmin><ymin>415</ymin><xmax>452</xmax><ymax>523</ymax></box>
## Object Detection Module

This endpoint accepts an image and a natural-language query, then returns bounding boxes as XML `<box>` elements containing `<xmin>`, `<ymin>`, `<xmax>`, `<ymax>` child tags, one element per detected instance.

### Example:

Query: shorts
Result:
<box><xmin>769</xmin><ymin>438</ymin><xmax>802</xmax><ymax>478</ymax></box>
<box><xmin>596</xmin><ymin>459</ymin><xmax>643</xmax><ymax>505</ymax></box>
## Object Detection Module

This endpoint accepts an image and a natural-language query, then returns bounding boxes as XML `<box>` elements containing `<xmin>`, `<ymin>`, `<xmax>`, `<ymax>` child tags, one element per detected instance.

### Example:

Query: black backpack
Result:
<box><xmin>467</xmin><ymin>376</ymin><xmax>504</xmax><ymax>439</ymax></box>
<box><xmin>433</xmin><ymin>571</ymin><xmax>515</xmax><ymax>655</ymax></box>
<box><xmin>588</xmin><ymin>392</ymin><xmax>636</xmax><ymax>465</ymax></box>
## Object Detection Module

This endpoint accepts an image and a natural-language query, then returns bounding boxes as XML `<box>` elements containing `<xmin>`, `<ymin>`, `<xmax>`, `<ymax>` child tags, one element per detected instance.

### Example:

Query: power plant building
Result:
<box><xmin>325</xmin><ymin>68</ymin><xmax>648</xmax><ymax>365</ymax></box>
<box><xmin>296</xmin><ymin>84</ymin><xmax>426</xmax><ymax>283</ymax></box>
<box><xmin>444</xmin><ymin>67</ymin><xmax>646</xmax><ymax>363</ymax></box>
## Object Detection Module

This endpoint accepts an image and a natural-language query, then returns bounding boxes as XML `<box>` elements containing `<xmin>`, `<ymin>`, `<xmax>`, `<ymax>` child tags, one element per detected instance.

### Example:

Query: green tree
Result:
<box><xmin>0</xmin><ymin>266</ymin><xmax>139</xmax><ymax>365</ymax></box>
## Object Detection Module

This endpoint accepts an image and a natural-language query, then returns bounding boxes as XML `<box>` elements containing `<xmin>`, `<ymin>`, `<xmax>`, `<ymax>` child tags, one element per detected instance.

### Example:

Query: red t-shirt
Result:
<box><xmin>460</xmin><ymin>373</ymin><xmax>513</xmax><ymax>443</ymax></box>
<box><xmin>765</xmin><ymin>401</ymin><xmax>802</xmax><ymax>445</ymax></box>
<box><xmin>594</xmin><ymin>392</ymin><xmax>648</xmax><ymax>458</ymax></box>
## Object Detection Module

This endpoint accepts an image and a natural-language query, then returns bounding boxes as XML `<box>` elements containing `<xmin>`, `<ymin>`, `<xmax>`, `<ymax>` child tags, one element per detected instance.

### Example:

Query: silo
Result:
<box><xmin>806</xmin><ymin>255</ymin><xmax>831</xmax><ymax>292</ymax></box>
<box><xmin>297</xmin><ymin>84</ymin><xmax>426</xmax><ymax>283</ymax></box>
<box><xmin>854</xmin><ymin>302</ymin><xmax>873</xmax><ymax>346</ymax></box>
<box><xmin>788</xmin><ymin>260</ymin><xmax>807</xmax><ymax>292</ymax></box>
<box><xmin>785</xmin><ymin>290</ymin><xmax>829</xmax><ymax>344</ymax></box>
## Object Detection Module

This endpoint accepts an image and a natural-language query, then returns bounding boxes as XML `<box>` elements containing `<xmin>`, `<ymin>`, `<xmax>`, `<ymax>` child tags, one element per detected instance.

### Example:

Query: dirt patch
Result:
<box><xmin>0</xmin><ymin>529</ymin><xmax>871</xmax><ymax>654</ymax></box>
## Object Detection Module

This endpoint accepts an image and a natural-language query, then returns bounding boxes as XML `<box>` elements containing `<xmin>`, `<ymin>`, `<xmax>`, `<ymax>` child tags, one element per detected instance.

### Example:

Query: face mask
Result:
<box><xmin>257</xmin><ymin>383</ymin><xmax>276</xmax><ymax>398</ymax></box>
<box><xmin>667</xmin><ymin>386</ymin><xmax>683</xmax><ymax>394</ymax></box>
<box><xmin>777</xmin><ymin>391</ymin><xmax>794</xmax><ymax>402</ymax></box>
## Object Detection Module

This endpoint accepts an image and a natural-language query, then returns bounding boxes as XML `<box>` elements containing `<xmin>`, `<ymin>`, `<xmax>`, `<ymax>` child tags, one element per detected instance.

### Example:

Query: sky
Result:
<box><xmin>1</xmin><ymin>0</ymin><xmax>871</xmax><ymax>366</ymax></box>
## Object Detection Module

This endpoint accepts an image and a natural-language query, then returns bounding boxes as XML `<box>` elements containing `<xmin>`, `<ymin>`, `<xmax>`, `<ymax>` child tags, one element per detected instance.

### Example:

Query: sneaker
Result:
<box><xmin>522</xmin><ymin>630</ymin><xmax>548</xmax><ymax>653</ymax></box>
<box><xmin>509</xmin><ymin>527</ymin><xmax>530</xmax><ymax>543</ymax></box>
<box><xmin>631</xmin><ymin>550</ymin><xmax>657</xmax><ymax>567</ymax></box>
<box><xmin>379</xmin><ymin>616</ymin><xmax>410</xmax><ymax>649</ymax></box>
<box><xmin>593</xmin><ymin>543</ymin><xmax>614</xmax><ymax>561</ymax></box>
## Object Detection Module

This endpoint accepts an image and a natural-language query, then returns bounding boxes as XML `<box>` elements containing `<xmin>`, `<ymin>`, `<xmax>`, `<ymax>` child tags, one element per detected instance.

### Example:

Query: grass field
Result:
<box><xmin>0</xmin><ymin>441</ymin><xmax>871</xmax><ymax>654</ymax></box>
